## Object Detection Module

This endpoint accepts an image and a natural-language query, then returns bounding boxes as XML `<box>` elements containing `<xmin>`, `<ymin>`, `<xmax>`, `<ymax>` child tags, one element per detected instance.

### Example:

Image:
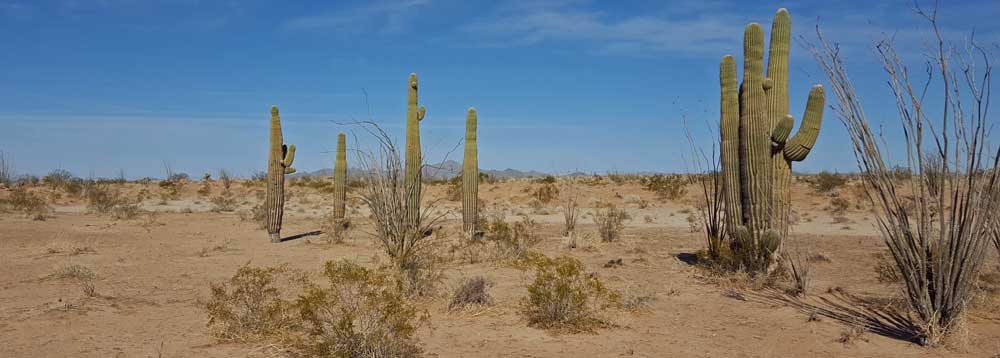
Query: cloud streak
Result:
<box><xmin>284</xmin><ymin>0</ymin><xmax>431</xmax><ymax>34</ymax></box>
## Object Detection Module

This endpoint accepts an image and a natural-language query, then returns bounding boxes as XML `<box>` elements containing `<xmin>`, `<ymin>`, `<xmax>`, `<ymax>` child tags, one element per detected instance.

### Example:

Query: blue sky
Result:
<box><xmin>1</xmin><ymin>0</ymin><xmax>998</xmax><ymax>178</ymax></box>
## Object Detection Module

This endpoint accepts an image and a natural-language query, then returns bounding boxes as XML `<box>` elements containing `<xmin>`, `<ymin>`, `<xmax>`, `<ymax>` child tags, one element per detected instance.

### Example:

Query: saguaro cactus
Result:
<box><xmin>404</xmin><ymin>73</ymin><xmax>426</xmax><ymax>227</ymax></box>
<box><xmin>462</xmin><ymin>107</ymin><xmax>479</xmax><ymax>234</ymax></box>
<box><xmin>265</xmin><ymin>105</ymin><xmax>296</xmax><ymax>243</ymax></box>
<box><xmin>719</xmin><ymin>9</ymin><xmax>825</xmax><ymax>269</ymax></box>
<box><xmin>332</xmin><ymin>132</ymin><xmax>347</xmax><ymax>223</ymax></box>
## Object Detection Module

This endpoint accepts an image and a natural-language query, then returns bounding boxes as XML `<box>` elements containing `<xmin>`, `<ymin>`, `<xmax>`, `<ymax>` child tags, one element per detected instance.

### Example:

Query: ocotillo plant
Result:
<box><xmin>462</xmin><ymin>107</ymin><xmax>479</xmax><ymax>234</ymax></box>
<box><xmin>264</xmin><ymin>105</ymin><xmax>296</xmax><ymax>243</ymax></box>
<box><xmin>332</xmin><ymin>132</ymin><xmax>347</xmax><ymax>225</ymax></box>
<box><xmin>719</xmin><ymin>8</ymin><xmax>824</xmax><ymax>271</ymax></box>
<box><xmin>404</xmin><ymin>73</ymin><xmax>426</xmax><ymax>227</ymax></box>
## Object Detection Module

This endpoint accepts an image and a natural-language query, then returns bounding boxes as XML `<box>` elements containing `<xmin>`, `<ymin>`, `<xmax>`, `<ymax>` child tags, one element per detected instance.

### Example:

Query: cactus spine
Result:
<box><xmin>265</xmin><ymin>105</ymin><xmax>296</xmax><ymax>243</ymax></box>
<box><xmin>462</xmin><ymin>107</ymin><xmax>479</xmax><ymax>233</ymax></box>
<box><xmin>719</xmin><ymin>9</ymin><xmax>825</xmax><ymax>268</ymax></box>
<box><xmin>333</xmin><ymin>132</ymin><xmax>347</xmax><ymax>222</ymax></box>
<box><xmin>404</xmin><ymin>73</ymin><xmax>426</xmax><ymax>227</ymax></box>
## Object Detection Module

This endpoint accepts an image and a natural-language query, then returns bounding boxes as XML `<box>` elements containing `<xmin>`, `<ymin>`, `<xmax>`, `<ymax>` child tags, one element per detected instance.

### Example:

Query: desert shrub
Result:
<box><xmin>449</xmin><ymin>276</ymin><xmax>493</xmax><ymax>311</ymax></box>
<box><xmin>43</xmin><ymin>169</ymin><xmax>74</xmax><ymax>190</ymax></box>
<box><xmin>872</xmin><ymin>251</ymin><xmax>901</xmax><ymax>284</ymax></box>
<box><xmin>533</xmin><ymin>175</ymin><xmax>557</xmax><ymax>184</ymax></box>
<box><xmin>594</xmin><ymin>205</ymin><xmax>629</xmax><ymax>242</ymax></box>
<box><xmin>85</xmin><ymin>183</ymin><xmax>141</xmax><ymax>219</ymax></box>
<box><xmin>242</xmin><ymin>203</ymin><xmax>268</xmax><ymax>229</ymax></box>
<box><xmin>294</xmin><ymin>261</ymin><xmax>426</xmax><ymax>358</ymax></box>
<box><xmin>813</xmin><ymin>20</ymin><xmax>998</xmax><ymax>344</ymax></box>
<box><xmin>829</xmin><ymin>196</ymin><xmax>850</xmax><ymax>215</ymax></box>
<box><xmin>482</xmin><ymin>213</ymin><xmax>541</xmax><ymax>261</ymax></box>
<box><xmin>522</xmin><ymin>255</ymin><xmax>618</xmax><ymax>332</ymax></box>
<box><xmin>197</xmin><ymin>180</ymin><xmax>212</xmax><ymax>197</ymax></box>
<box><xmin>534</xmin><ymin>183</ymin><xmax>559</xmax><ymax>203</ymax></box>
<box><xmin>4</xmin><ymin>187</ymin><xmax>52</xmax><ymax>220</ymax></box>
<box><xmin>210</xmin><ymin>190</ymin><xmax>237</xmax><ymax>212</ymax></box>
<box><xmin>205</xmin><ymin>264</ymin><xmax>294</xmax><ymax>342</ymax></box>
<box><xmin>812</xmin><ymin>171</ymin><xmax>848</xmax><ymax>193</ymax></box>
<box><xmin>640</xmin><ymin>174</ymin><xmax>687</xmax><ymax>201</ymax></box>
<box><xmin>218</xmin><ymin>169</ymin><xmax>233</xmax><ymax>190</ymax></box>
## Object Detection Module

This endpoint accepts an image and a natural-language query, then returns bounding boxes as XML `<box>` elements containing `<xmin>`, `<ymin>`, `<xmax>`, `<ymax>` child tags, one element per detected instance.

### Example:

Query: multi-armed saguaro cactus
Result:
<box><xmin>719</xmin><ymin>8</ymin><xmax>824</xmax><ymax>269</ymax></box>
<box><xmin>404</xmin><ymin>73</ymin><xmax>427</xmax><ymax>227</ymax></box>
<box><xmin>265</xmin><ymin>105</ymin><xmax>296</xmax><ymax>243</ymax></box>
<box><xmin>332</xmin><ymin>132</ymin><xmax>347</xmax><ymax>226</ymax></box>
<box><xmin>462</xmin><ymin>107</ymin><xmax>479</xmax><ymax>234</ymax></box>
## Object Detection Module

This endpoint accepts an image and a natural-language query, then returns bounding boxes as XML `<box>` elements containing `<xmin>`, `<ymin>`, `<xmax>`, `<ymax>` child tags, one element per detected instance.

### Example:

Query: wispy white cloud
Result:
<box><xmin>462</xmin><ymin>5</ymin><xmax>744</xmax><ymax>56</ymax></box>
<box><xmin>284</xmin><ymin>0</ymin><xmax>431</xmax><ymax>34</ymax></box>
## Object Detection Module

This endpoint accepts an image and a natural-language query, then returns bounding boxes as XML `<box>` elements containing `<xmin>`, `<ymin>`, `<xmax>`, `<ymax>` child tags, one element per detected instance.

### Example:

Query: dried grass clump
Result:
<box><xmin>294</xmin><ymin>260</ymin><xmax>427</xmax><ymax>358</ymax></box>
<box><xmin>522</xmin><ymin>255</ymin><xmax>620</xmax><ymax>332</ymax></box>
<box><xmin>594</xmin><ymin>205</ymin><xmax>630</xmax><ymax>242</ymax></box>
<box><xmin>812</xmin><ymin>9</ymin><xmax>998</xmax><ymax>344</ymax></box>
<box><xmin>482</xmin><ymin>213</ymin><xmax>541</xmax><ymax>261</ymax></box>
<box><xmin>449</xmin><ymin>276</ymin><xmax>493</xmax><ymax>311</ymax></box>
<box><xmin>48</xmin><ymin>264</ymin><xmax>97</xmax><ymax>281</ymax></box>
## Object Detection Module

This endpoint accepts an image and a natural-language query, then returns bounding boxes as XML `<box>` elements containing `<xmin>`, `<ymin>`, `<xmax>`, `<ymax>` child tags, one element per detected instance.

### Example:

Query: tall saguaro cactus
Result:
<box><xmin>719</xmin><ymin>9</ymin><xmax>825</xmax><ymax>269</ymax></box>
<box><xmin>265</xmin><ymin>105</ymin><xmax>296</xmax><ymax>243</ymax></box>
<box><xmin>404</xmin><ymin>73</ymin><xmax>426</xmax><ymax>227</ymax></box>
<box><xmin>462</xmin><ymin>107</ymin><xmax>479</xmax><ymax>234</ymax></box>
<box><xmin>332</xmin><ymin>132</ymin><xmax>347</xmax><ymax>223</ymax></box>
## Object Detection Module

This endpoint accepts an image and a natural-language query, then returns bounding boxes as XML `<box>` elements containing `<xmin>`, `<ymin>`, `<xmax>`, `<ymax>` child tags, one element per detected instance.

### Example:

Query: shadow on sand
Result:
<box><xmin>280</xmin><ymin>230</ymin><xmax>323</xmax><ymax>243</ymax></box>
<box><xmin>747</xmin><ymin>287</ymin><xmax>923</xmax><ymax>345</ymax></box>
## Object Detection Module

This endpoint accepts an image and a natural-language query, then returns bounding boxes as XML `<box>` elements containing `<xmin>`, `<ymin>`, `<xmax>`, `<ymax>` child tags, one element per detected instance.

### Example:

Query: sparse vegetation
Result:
<box><xmin>482</xmin><ymin>213</ymin><xmax>541</xmax><ymax>261</ymax></box>
<box><xmin>205</xmin><ymin>264</ymin><xmax>294</xmax><ymax>342</ymax></box>
<box><xmin>522</xmin><ymin>255</ymin><xmax>619</xmax><ymax>332</ymax></box>
<box><xmin>640</xmin><ymin>174</ymin><xmax>687</xmax><ymax>201</ymax></box>
<box><xmin>3</xmin><ymin>187</ymin><xmax>52</xmax><ymax>220</ymax></box>
<box><xmin>534</xmin><ymin>182</ymin><xmax>559</xmax><ymax>203</ymax></box>
<box><xmin>594</xmin><ymin>205</ymin><xmax>629</xmax><ymax>242</ymax></box>
<box><xmin>812</xmin><ymin>171</ymin><xmax>848</xmax><ymax>193</ymax></box>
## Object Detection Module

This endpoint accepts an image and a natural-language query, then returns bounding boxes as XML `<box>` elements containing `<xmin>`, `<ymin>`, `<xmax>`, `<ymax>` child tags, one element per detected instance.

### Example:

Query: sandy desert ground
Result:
<box><xmin>1</xmin><ymin>177</ymin><xmax>998</xmax><ymax>357</ymax></box>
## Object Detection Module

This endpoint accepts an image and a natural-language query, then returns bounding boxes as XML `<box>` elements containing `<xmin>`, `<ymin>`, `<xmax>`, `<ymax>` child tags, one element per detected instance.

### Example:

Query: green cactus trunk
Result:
<box><xmin>333</xmin><ymin>132</ymin><xmax>347</xmax><ymax>221</ymax></box>
<box><xmin>719</xmin><ymin>9</ymin><xmax>825</xmax><ymax>270</ymax></box>
<box><xmin>462</xmin><ymin>108</ymin><xmax>479</xmax><ymax>233</ymax></box>
<box><xmin>404</xmin><ymin>73</ymin><xmax>426</xmax><ymax>228</ymax></box>
<box><xmin>265</xmin><ymin>106</ymin><xmax>296</xmax><ymax>243</ymax></box>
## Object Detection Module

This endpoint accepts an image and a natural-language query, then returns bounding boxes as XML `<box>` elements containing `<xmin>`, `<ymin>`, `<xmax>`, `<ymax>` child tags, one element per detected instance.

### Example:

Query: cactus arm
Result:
<box><xmin>720</xmin><ymin>54</ymin><xmax>743</xmax><ymax>230</ymax></box>
<box><xmin>282</xmin><ymin>144</ymin><xmax>296</xmax><ymax>167</ymax></box>
<box><xmin>784</xmin><ymin>85</ymin><xmax>825</xmax><ymax>161</ymax></box>
<box><xmin>771</xmin><ymin>114</ymin><xmax>793</xmax><ymax>148</ymax></box>
<box><xmin>418</xmin><ymin>106</ymin><xmax>426</xmax><ymax>121</ymax></box>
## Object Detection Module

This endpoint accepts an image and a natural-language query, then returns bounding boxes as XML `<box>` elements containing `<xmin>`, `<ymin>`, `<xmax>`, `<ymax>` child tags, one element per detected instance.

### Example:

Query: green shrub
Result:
<box><xmin>204</xmin><ymin>265</ymin><xmax>295</xmax><ymax>342</ymax></box>
<box><xmin>522</xmin><ymin>255</ymin><xmax>618</xmax><ymax>332</ymax></box>
<box><xmin>294</xmin><ymin>261</ymin><xmax>426</xmax><ymax>357</ymax></box>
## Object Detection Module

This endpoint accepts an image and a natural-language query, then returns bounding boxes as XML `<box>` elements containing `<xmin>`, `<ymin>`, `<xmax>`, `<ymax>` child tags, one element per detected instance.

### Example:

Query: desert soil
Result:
<box><xmin>1</xmin><ymin>178</ymin><xmax>998</xmax><ymax>357</ymax></box>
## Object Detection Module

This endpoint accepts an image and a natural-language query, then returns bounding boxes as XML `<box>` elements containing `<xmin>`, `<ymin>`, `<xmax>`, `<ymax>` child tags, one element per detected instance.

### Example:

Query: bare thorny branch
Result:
<box><xmin>808</xmin><ymin>0</ymin><xmax>998</xmax><ymax>344</ymax></box>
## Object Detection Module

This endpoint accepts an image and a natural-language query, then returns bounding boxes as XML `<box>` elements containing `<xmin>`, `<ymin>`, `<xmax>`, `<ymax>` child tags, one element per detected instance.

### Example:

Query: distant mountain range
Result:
<box><xmin>290</xmin><ymin>160</ymin><xmax>550</xmax><ymax>180</ymax></box>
